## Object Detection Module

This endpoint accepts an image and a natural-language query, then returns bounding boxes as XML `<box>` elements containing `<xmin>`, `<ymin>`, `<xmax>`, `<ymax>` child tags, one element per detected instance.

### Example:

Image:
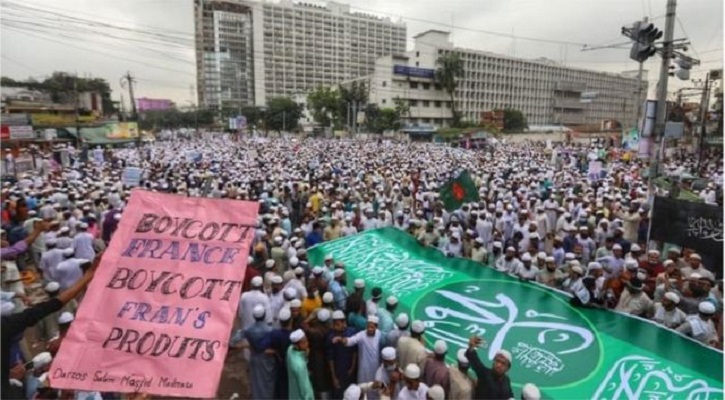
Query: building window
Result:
<box><xmin>382</xmin><ymin>99</ymin><xmax>386</xmax><ymax>104</ymax></box>
<box><xmin>422</xmin><ymin>83</ymin><xmax>430</xmax><ymax>90</ymax></box>
<box><xmin>382</xmin><ymin>81</ymin><xmax>387</xmax><ymax>87</ymax></box>
<box><xmin>434</xmin><ymin>101</ymin><xmax>441</xmax><ymax>108</ymax></box>
<box><xmin>410</xmin><ymin>82</ymin><xmax>418</xmax><ymax>89</ymax></box>
<box><xmin>422</xmin><ymin>118</ymin><xmax>431</xmax><ymax>123</ymax></box>
<box><xmin>416</xmin><ymin>51</ymin><xmax>420</xmax><ymax>57</ymax></box>
<box><xmin>415</xmin><ymin>62</ymin><xmax>419</xmax><ymax>67</ymax></box>
<box><xmin>435</xmin><ymin>84</ymin><xmax>442</xmax><ymax>91</ymax></box>
<box><xmin>409</xmin><ymin>100</ymin><xmax>418</xmax><ymax>106</ymax></box>
<box><xmin>422</xmin><ymin>100</ymin><xmax>430</xmax><ymax>107</ymax></box>
<box><xmin>446</xmin><ymin>102</ymin><xmax>452</xmax><ymax>108</ymax></box>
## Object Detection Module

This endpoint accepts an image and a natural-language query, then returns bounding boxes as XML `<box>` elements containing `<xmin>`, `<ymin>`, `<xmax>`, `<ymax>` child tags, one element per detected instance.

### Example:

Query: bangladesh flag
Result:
<box><xmin>440</xmin><ymin>170</ymin><xmax>479</xmax><ymax>211</ymax></box>
<box><xmin>309</xmin><ymin>228</ymin><xmax>723</xmax><ymax>400</ymax></box>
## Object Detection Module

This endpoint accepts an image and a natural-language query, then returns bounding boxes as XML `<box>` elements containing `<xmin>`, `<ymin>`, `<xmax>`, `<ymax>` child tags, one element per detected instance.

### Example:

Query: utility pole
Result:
<box><xmin>697</xmin><ymin>72</ymin><xmax>711</xmax><ymax>170</ymax></box>
<box><xmin>648</xmin><ymin>0</ymin><xmax>676</xmax><ymax>196</ymax></box>
<box><xmin>74</xmin><ymin>74</ymin><xmax>81</xmax><ymax>149</ymax></box>
<box><xmin>120</xmin><ymin>71</ymin><xmax>140</xmax><ymax>155</ymax></box>
<box><xmin>635</xmin><ymin>17</ymin><xmax>648</xmax><ymax>130</ymax></box>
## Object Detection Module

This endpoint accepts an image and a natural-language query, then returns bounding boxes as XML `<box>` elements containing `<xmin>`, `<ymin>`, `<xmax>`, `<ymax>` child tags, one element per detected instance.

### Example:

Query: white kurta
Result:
<box><xmin>346</xmin><ymin>330</ymin><xmax>382</xmax><ymax>383</ymax></box>
<box><xmin>55</xmin><ymin>259</ymin><xmax>84</xmax><ymax>290</ymax></box>
<box><xmin>72</xmin><ymin>232</ymin><xmax>96</xmax><ymax>261</ymax></box>
<box><xmin>239</xmin><ymin>290</ymin><xmax>273</xmax><ymax>329</ymax></box>
<box><xmin>40</xmin><ymin>249</ymin><xmax>65</xmax><ymax>282</ymax></box>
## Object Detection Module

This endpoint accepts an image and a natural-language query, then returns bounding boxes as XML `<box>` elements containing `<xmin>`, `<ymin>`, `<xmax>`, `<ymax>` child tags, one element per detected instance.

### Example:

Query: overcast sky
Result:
<box><xmin>1</xmin><ymin>0</ymin><xmax>723</xmax><ymax>107</ymax></box>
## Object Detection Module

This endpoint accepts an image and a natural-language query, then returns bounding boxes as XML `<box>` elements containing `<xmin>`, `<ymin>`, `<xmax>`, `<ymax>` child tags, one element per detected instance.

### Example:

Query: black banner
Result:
<box><xmin>651</xmin><ymin>196</ymin><xmax>723</xmax><ymax>277</ymax></box>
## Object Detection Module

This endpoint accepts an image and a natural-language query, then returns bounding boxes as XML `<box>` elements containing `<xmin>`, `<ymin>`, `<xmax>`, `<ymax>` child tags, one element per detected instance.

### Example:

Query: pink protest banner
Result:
<box><xmin>49</xmin><ymin>191</ymin><xmax>258</xmax><ymax>397</ymax></box>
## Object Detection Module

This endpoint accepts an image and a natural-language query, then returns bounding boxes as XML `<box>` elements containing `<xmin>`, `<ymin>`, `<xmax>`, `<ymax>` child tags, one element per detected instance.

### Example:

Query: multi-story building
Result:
<box><xmin>409</xmin><ymin>30</ymin><xmax>646</xmax><ymax>128</ymax></box>
<box><xmin>194</xmin><ymin>0</ymin><xmax>406</xmax><ymax>112</ymax></box>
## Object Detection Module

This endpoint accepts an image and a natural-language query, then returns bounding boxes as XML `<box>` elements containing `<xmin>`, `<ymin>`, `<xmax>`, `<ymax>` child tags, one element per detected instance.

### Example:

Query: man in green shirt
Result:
<box><xmin>287</xmin><ymin>329</ymin><xmax>315</xmax><ymax>400</ymax></box>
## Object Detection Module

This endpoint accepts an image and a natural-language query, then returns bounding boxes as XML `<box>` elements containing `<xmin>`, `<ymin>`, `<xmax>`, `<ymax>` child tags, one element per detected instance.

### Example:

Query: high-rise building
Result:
<box><xmin>194</xmin><ymin>0</ymin><xmax>406</xmax><ymax>112</ymax></box>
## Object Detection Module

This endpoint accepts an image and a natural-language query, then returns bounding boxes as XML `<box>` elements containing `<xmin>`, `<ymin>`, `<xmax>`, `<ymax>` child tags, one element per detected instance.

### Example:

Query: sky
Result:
<box><xmin>1</xmin><ymin>0</ymin><xmax>723</xmax><ymax>108</ymax></box>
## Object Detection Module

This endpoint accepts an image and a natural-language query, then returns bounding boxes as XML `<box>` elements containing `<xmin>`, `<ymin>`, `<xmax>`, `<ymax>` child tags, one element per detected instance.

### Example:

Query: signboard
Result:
<box><xmin>9</xmin><ymin>125</ymin><xmax>34</xmax><ymax>140</ymax></box>
<box><xmin>44</xmin><ymin>128</ymin><xmax>58</xmax><ymax>141</ymax></box>
<box><xmin>30</xmin><ymin>114</ymin><xmax>96</xmax><ymax>126</ymax></box>
<box><xmin>587</xmin><ymin>161</ymin><xmax>603</xmax><ymax>181</ymax></box>
<box><xmin>14</xmin><ymin>156</ymin><xmax>35</xmax><ymax>174</ymax></box>
<box><xmin>393</xmin><ymin>65</ymin><xmax>436</xmax><ymax>79</ymax></box>
<box><xmin>309</xmin><ymin>229</ymin><xmax>723</xmax><ymax>399</ymax></box>
<box><xmin>580</xmin><ymin>91</ymin><xmax>598</xmax><ymax>103</ymax></box>
<box><xmin>50</xmin><ymin>191</ymin><xmax>259</xmax><ymax>397</ymax></box>
<box><xmin>228</xmin><ymin>116</ymin><xmax>247</xmax><ymax>130</ymax></box>
<box><xmin>121</xmin><ymin>167</ymin><xmax>144</xmax><ymax>187</ymax></box>
<box><xmin>664</xmin><ymin>121</ymin><xmax>684</xmax><ymax>139</ymax></box>
<box><xmin>1</xmin><ymin>113</ymin><xmax>30</xmax><ymax>126</ymax></box>
<box><xmin>651</xmin><ymin>196</ymin><xmax>723</xmax><ymax>262</ymax></box>
<box><xmin>0</xmin><ymin>125</ymin><xmax>10</xmax><ymax>140</ymax></box>
<box><xmin>106</xmin><ymin>122</ymin><xmax>139</xmax><ymax>139</ymax></box>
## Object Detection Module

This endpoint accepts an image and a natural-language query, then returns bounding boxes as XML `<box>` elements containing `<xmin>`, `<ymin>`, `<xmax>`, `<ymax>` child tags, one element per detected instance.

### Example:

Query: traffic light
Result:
<box><xmin>628</xmin><ymin>21</ymin><xmax>662</xmax><ymax>63</ymax></box>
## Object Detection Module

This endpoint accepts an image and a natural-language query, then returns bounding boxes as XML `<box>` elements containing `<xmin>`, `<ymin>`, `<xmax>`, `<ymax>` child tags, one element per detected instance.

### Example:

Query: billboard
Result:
<box><xmin>6</xmin><ymin>125</ymin><xmax>35</xmax><ymax>140</ymax></box>
<box><xmin>136</xmin><ymin>97</ymin><xmax>174</xmax><ymax>112</ymax></box>
<box><xmin>106</xmin><ymin>122</ymin><xmax>139</xmax><ymax>139</ymax></box>
<box><xmin>393</xmin><ymin>65</ymin><xmax>436</xmax><ymax>79</ymax></box>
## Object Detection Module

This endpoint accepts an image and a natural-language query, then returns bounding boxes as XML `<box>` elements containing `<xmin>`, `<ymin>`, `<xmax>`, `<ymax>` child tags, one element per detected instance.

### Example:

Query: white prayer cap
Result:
<box><xmin>252</xmin><ymin>304</ymin><xmax>266</xmax><ymax>318</ymax></box>
<box><xmin>690</xmin><ymin>253</ymin><xmax>702</xmax><ymax>260</ymax></box>
<box><xmin>78</xmin><ymin>222</ymin><xmax>88</xmax><ymax>229</ymax></box>
<box><xmin>521</xmin><ymin>253</ymin><xmax>532</xmax><ymax>262</ymax></box>
<box><xmin>506</xmin><ymin>246</ymin><xmax>516</xmax><ymax>252</ymax></box>
<box><xmin>699</xmin><ymin>301</ymin><xmax>716</xmax><ymax>314</ymax></box>
<box><xmin>289</xmin><ymin>257</ymin><xmax>299</xmax><ymax>267</ymax></box>
<box><xmin>32</xmin><ymin>352</ymin><xmax>53</xmax><ymax>369</ymax></box>
<box><xmin>62</xmin><ymin>248</ymin><xmax>74</xmax><ymax>257</ymax></box>
<box><xmin>457</xmin><ymin>349</ymin><xmax>469</xmax><ymax>366</ymax></box>
<box><xmin>396</xmin><ymin>313</ymin><xmax>409</xmax><ymax>328</ymax></box>
<box><xmin>427</xmin><ymin>385</ymin><xmax>445</xmax><ymax>400</ymax></box>
<box><xmin>45</xmin><ymin>282</ymin><xmax>60</xmax><ymax>292</ymax></box>
<box><xmin>274</xmin><ymin>236</ymin><xmax>283</xmax><ymax>243</ymax></box>
<box><xmin>290</xmin><ymin>299</ymin><xmax>302</xmax><ymax>308</ymax></box>
<box><xmin>251</xmin><ymin>276</ymin><xmax>264</xmax><ymax>287</ymax></box>
<box><xmin>334</xmin><ymin>269</ymin><xmax>345</xmax><ymax>278</ymax></box>
<box><xmin>354</xmin><ymin>279</ymin><xmax>365</xmax><ymax>289</ymax></box>
<box><xmin>475</xmin><ymin>237</ymin><xmax>484</xmax><ymax>244</ymax></box>
<box><xmin>631</xmin><ymin>244</ymin><xmax>642</xmax><ymax>252</ymax></box>
<box><xmin>411</xmin><ymin>320</ymin><xmax>425</xmax><ymax>333</ymax></box>
<box><xmin>404</xmin><ymin>364</ymin><xmax>421</xmax><ymax>379</ymax></box>
<box><xmin>284</xmin><ymin>287</ymin><xmax>297</xmax><ymax>299</ymax></box>
<box><xmin>381</xmin><ymin>346</ymin><xmax>396</xmax><ymax>361</ymax></box>
<box><xmin>294</xmin><ymin>267</ymin><xmax>304</xmax><ymax>275</ymax></box>
<box><xmin>522</xmin><ymin>383</ymin><xmax>541</xmax><ymax>400</ymax></box>
<box><xmin>290</xmin><ymin>329</ymin><xmax>306</xmax><ymax>343</ymax></box>
<box><xmin>565</xmin><ymin>252</ymin><xmax>575</xmax><ymax>260</ymax></box>
<box><xmin>537</xmin><ymin>252</ymin><xmax>547</xmax><ymax>259</ymax></box>
<box><xmin>343</xmin><ymin>385</ymin><xmax>362</xmax><ymax>400</ymax></box>
<box><xmin>588</xmin><ymin>262</ymin><xmax>602</xmax><ymax>271</ymax></box>
<box><xmin>265</xmin><ymin>259</ymin><xmax>275</xmax><ymax>269</ymax></box>
<box><xmin>663</xmin><ymin>260</ymin><xmax>674</xmax><ymax>267</ymax></box>
<box><xmin>247</xmin><ymin>256</ymin><xmax>254</xmax><ymax>264</ymax></box>
<box><xmin>368</xmin><ymin>315</ymin><xmax>379</xmax><ymax>325</ymax></box>
<box><xmin>664</xmin><ymin>292</ymin><xmax>680</xmax><ymax>304</ymax></box>
<box><xmin>59</xmin><ymin>227</ymin><xmax>70</xmax><ymax>234</ymax></box>
<box><xmin>624</xmin><ymin>259</ymin><xmax>639</xmax><ymax>269</ymax></box>
<box><xmin>332</xmin><ymin>310</ymin><xmax>346</xmax><ymax>320</ymax></box>
<box><xmin>325</xmin><ymin>254</ymin><xmax>333</xmax><ymax>261</ymax></box>
<box><xmin>58</xmin><ymin>311</ymin><xmax>74</xmax><ymax>324</ymax></box>
<box><xmin>571</xmin><ymin>266</ymin><xmax>583</xmax><ymax>275</ymax></box>
<box><xmin>271</xmin><ymin>275</ymin><xmax>284</xmax><ymax>285</ymax></box>
<box><xmin>386</xmin><ymin>296</ymin><xmax>398</xmax><ymax>306</ymax></box>
<box><xmin>278</xmin><ymin>307</ymin><xmax>292</xmax><ymax>321</ymax></box>
<box><xmin>433</xmin><ymin>340</ymin><xmax>447</xmax><ymax>355</ymax></box>
<box><xmin>496</xmin><ymin>349</ymin><xmax>513</xmax><ymax>364</ymax></box>
<box><xmin>493</xmin><ymin>241</ymin><xmax>502</xmax><ymax>248</ymax></box>
<box><xmin>312</xmin><ymin>266</ymin><xmax>323</xmax><ymax>275</ymax></box>
<box><xmin>322</xmin><ymin>292</ymin><xmax>334</xmax><ymax>304</ymax></box>
<box><xmin>317</xmin><ymin>308</ymin><xmax>331</xmax><ymax>322</ymax></box>
<box><xmin>545</xmin><ymin>256</ymin><xmax>555</xmax><ymax>262</ymax></box>
<box><xmin>612</xmin><ymin>244</ymin><xmax>622</xmax><ymax>250</ymax></box>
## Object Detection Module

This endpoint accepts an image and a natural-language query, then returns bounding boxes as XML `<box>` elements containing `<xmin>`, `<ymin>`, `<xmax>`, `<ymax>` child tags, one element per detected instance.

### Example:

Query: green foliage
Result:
<box><xmin>435</xmin><ymin>53</ymin><xmax>464</xmax><ymax>127</ymax></box>
<box><xmin>378</xmin><ymin>108</ymin><xmax>400</xmax><ymax>132</ymax></box>
<box><xmin>393</xmin><ymin>96</ymin><xmax>410</xmax><ymax>119</ymax></box>
<box><xmin>265</xmin><ymin>97</ymin><xmax>302</xmax><ymax>132</ymax></box>
<box><xmin>240</xmin><ymin>106</ymin><xmax>264</xmax><ymax>127</ymax></box>
<box><xmin>498</xmin><ymin>108</ymin><xmax>529</xmax><ymax>132</ymax></box>
<box><xmin>307</xmin><ymin>86</ymin><xmax>340</xmax><ymax>127</ymax></box>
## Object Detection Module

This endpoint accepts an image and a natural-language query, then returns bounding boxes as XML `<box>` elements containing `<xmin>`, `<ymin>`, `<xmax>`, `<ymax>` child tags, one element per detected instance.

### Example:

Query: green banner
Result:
<box><xmin>309</xmin><ymin>228</ymin><xmax>723</xmax><ymax>399</ymax></box>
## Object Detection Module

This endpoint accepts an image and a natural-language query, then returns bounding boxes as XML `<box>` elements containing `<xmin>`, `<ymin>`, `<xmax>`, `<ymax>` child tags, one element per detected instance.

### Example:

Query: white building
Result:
<box><xmin>194</xmin><ymin>0</ymin><xmax>406</xmax><ymax>112</ymax></box>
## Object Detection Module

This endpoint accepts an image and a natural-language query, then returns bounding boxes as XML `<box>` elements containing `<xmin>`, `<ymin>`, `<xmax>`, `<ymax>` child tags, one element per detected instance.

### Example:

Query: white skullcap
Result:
<box><xmin>59</xmin><ymin>227</ymin><xmax>70</xmax><ymax>233</ymax></box>
<box><xmin>699</xmin><ymin>302</ymin><xmax>716</xmax><ymax>314</ymax></box>
<box><xmin>624</xmin><ymin>259</ymin><xmax>639</xmax><ymax>269</ymax></box>
<box><xmin>690</xmin><ymin>273</ymin><xmax>702</xmax><ymax>280</ymax></box>
<box><xmin>62</xmin><ymin>248</ymin><xmax>74</xmax><ymax>256</ymax></box>
<box><xmin>631</xmin><ymin>244</ymin><xmax>642</xmax><ymax>252</ymax></box>
<box><xmin>252</xmin><ymin>304</ymin><xmax>266</xmax><ymax>318</ymax></box>
<box><xmin>271</xmin><ymin>275</ymin><xmax>284</xmax><ymax>285</ymax></box>
<box><xmin>343</xmin><ymin>385</ymin><xmax>362</xmax><ymax>400</ymax></box>
<box><xmin>322</xmin><ymin>292</ymin><xmax>334</xmax><ymax>304</ymax></box>
<box><xmin>690</xmin><ymin>253</ymin><xmax>702</xmax><ymax>260</ymax></box>
<box><xmin>386</xmin><ymin>296</ymin><xmax>398</xmax><ymax>306</ymax></box>
<box><xmin>404</xmin><ymin>364</ymin><xmax>421</xmax><ymax>379</ymax></box>
<box><xmin>45</xmin><ymin>281</ymin><xmax>60</xmax><ymax>292</ymax></box>
<box><xmin>496</xmin><ymin>349</ymin><xmax>512</xmax><ymax>364</ymax></box>
<box><xmin>278</xmin><ymin>307</ymin><xmax>292</xmax><ymax>321</ymax></box>
<box><xmin>428</xmin><ymin>385</ymin><xmax>445</xmax><ymax>400</ymax></box>
<box><xmin>312</xmin><ymin>266</ymin><xmax>323</xmax><ymax>275</ymax></box>
<box><xmin>284</xmin><ymin>287</ymin><xmax>298</xmax><ymax>299</ymax></box>
<box><xmin>290</xmin><ymin>299</ymin><xmax>302</xmax><ymax>308</ymax></box>
<box><xmin>636</xmin><ymin>272</ymin><xmax>647</xmax><ymax>281</ymax></box>
<box><xmin>411</xmin><ymin>320</ymin><xmax>425</xmax><ymax>333</ymax></box>
<box><xmin>289</xmin><ymin>257</ymin><xmax>299</xmax><ymax>267</ymax></box>
<box><xmin>325</xmin><ymin>254</ymin><xmax>333</xmax><ymax>261</ymax></box>
<box><xmin>493</xmin><ymin>241</ymin><xmax>502</xmax><ymax>248</ymax></box>
<box><xmin>294</xmin><ymin>267</ymin><xmax>304</xmax><ymax>275</ymax></box>
<box><xmin>396</xmin><ymin>313</ymin><xmax>409</xmax><ymax>328</ymax></box>
<box><xmin>663</xmin><ymin>260</ymin><xmax>674</xmax><ymax>267</ymax></box>
<box><xmin>648</xmin><ymin>249</ymin><xmax>660</xmax><ymax>256</ymax></box>
<box><xmin>368</xmin><ymin>315</ymin><xmax>379</xmax><ymax>325</ymax></box>
<box><xmin>521</xmin><ymin>253</ymin><xmax>532</xmax><ymax>262</ymax></box>
<box><xmin>251</xmin><ymin>276</ymin><xmax>263</xmax><ymax>287</ymax></box>
<box><xmin>565</xmin><ymin>252</ymin><xmax>575</xmax><ymax>260</ymax></box>
<box><xmin>58</xmin><ymin>311</ymin><xmax>74</xmax><ymax>324</ymax></box>
<box><xmin>31</xmin><ymin>352</ymin><xmax>53</xmax><ymax>369</ymax></box>
<box><xmin>265</xmin><ymin>259</ymin><xmax>275</xmax><ymax>269</ymax></box>
<box><xmin>537</xmin><ymin>252</ymin><xmax>547</xmax><ymax>259</ymax></box>
<box><xmin>382</xmin><ymin>346</ymin><xmax>397</xmax><ymax>361</ymax></box>
<box><xmin>332</xmin><ymin>310</ymin><xmax>345</xmax><ymax>320</ymax></box>
<box><xmin>545</xmin><ymin>256</ymin><xmax>555</xmax><ymax>262</ymax></box>
<box><xmin>588</xmin><ymin>262</ymin><xmax>602</xmax><ymax>271</ymax></box>
<box><xmin>354</xmin><ymin>279</ymin><xmax>365</xmax><ymax>289</ymax></box>
<box><xmin>506</xmin><ymin>246</ymin><xmax>516</xmax><ymax>252</ymax></box>
<box><xmin>457</xmin><ymin>349</ymin><xmax>469</xmax><ymax>366</ymax></box>
<box><xmin>247</xmin><ymin>256</ymin><xmax>254</xmax><ymax>264</ymax></box>
<box><xmin>571</xmin><ymin>266</ymin><xmax>583</xmax><ymax>275</ymax></box>
<box><xmin>290</xmin><ymin>329</ymin><xmax>306</xmax><ymax>343</ymax></box>
<box><xmin>317</xmin><ymin>308</ymin><xmax>331</xmax><ymax>322</ymax></box>
<box><xmin>433</xmin><ymin>339</ymin><xmax>448</xmax><ymax>355</ymax></box>
<box><xmin>274</xmin><ymin>236</ymin><xmax>283</xmax><ymax>243</ymax></box>
<box><xmin>664</xmin><ymin>292</ymin><xmax>680</xmax><ymax>304</ymax></box>
<box><xmin>522</xmin><ymin>383</ymin><xmax>541</xmax><ymax>400</ymax></box>
<box><xmin>334</xmin><ymin>269</ymin><xmax>345</xmax><ymax>278</ymax></box>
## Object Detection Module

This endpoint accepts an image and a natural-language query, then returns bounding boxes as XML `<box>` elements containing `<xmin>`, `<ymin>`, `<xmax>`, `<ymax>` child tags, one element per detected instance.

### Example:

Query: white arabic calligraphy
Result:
<box><xmin>686</xmin><ymin>217</ymin><xmax>724</xmax><ymax>242</ymax></box>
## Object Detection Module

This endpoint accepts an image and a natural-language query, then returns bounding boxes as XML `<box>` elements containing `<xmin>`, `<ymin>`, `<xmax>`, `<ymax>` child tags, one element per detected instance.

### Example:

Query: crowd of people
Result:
<box><xmin>0</xmin><ymin>135</ymin><xmax>722</xmax><ymax>400</ymax></box>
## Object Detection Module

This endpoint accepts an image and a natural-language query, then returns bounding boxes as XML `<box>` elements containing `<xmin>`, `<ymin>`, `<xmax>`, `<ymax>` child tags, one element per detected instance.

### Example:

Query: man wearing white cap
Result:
<box><xmin>270</xmin><ymin>236</ymin><xmax>288</xmax><ymax>275</ymax></box>
<box><xmin>24</xmin><ymin>352</ymin><xmax>53</xmax><ymax>400</ymax></box>
<box><xmin>448</xmin><ymin>349</ymin><xmax>474</xmax><ymax>400</ymax></box>
<box><xmin>330</xmin><ymin>268</ymin><xmax>349</xmax><ymax>311</ymax></box>
<box><xmin>269</xmin><ymin>307</ymin><xmax>294</xmax><ymax>399</ymax></box>
<box><xmin>650</xmin><ymin>292</ymin><xmax>687</xmax><ymax>329</ymax></box>
<box><xmin>240</xmin><ymin>305</ymin><xmax>276</xmax><ymax>399</ymax></box>
<box><xmin>333</xmin><ymin>315</ymin><xmax>382</xmax><ymax>383</ymax></box>
<box><xmin>521</xmin><ymin>383</ymin><xmax>541</xmax><ymax>400</ymax></box>
<box><xmin>55</xmin><ymin>255</ymin><xmax>90</xmax><ymax>291</ymax></box>
<box><xmin>676</xmin><ymin>301</ymin><xmax>719</xmax><ymax>347</ymax></box>
<box><xmin>239</xmin><ymin>276</ymin><xmax>272</xmax><ymax>331</ymax></box>
<box><xmin>72</xmin><ymin>222</ymin><xmax>96</xmax><ymax>261</ymax></box>
<box><xmin>398</xmin><ymin>364</ymin><xmax>429</xmax><ymax>400</ymax></box>
<box><xmin>367</xmin><ymin>346</ymin><xmax>400</xmax><ymax>400</ymax></box>
<box><xmin>287</xmin><ymin>329</ymin><xmax>315</xmax><ymax>400</ymax></box>
<box><xmin>465</xmin><ymin>335</ymin><xmax>514</xmax><ymax>399</ymax></box>
<box><xmin>376</xmin><ymin>296</ymin><xmax>398</xmax><ymax>335</ymax></box>
<box><xmin>387</xmin><ymin>313</ymin><xmax>411</xmax><ymax>348</ymax></box>
<box><xmin>329</xmin><ymin>310</ymin><xmax>357</xmax><ymax>399</ymax></box>
<box><xmin>39</xmin><ymin>239</ymin><xmax>64</xmax><ymax>283</ymax></box>
<box><xmin>397</xmin><ymin>320</ymin><xmax>428</xmax><ymax>378</ymax></box>
<box><xmin>423</xmin><ymin>340</ymin><xmax>450</xmax><ymax>396</ymax></box>
<box><xmin>35</xmin><ymin>282</ymin><xmax>62</xmax><ymax>342</ymax></box>
<box><xmin>680</xmin><ymin>253</ymin><xmax>715</xmax><ymax>282</ymax></box>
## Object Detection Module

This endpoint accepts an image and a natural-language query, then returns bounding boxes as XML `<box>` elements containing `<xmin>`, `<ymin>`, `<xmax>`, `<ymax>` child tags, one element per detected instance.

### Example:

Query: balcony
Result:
<box><xmin>554</xmin><ymin>81</ymin><xmax>586</xmax><ymax>92</ymax></box>
<box><xmin>554</xmin><ymin>113</ymin><xmax>585</xmax><ymax>124</ymax></box>
<box><xmin>553</xmin><ymin>98</ymin><xmax>585</xmax><ymax>109</ymax></box>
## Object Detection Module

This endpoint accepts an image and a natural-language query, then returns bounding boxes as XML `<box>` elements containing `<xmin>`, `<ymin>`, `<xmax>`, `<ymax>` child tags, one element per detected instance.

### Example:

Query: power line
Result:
<box><xmin>1</xmin><ymin>54</ymin><xmax>42</xmax><ymax>74</ymax></box>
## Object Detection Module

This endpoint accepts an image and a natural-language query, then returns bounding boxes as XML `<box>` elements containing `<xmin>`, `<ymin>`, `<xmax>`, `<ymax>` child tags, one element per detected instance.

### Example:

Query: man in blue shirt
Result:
<box><xmin>305</xmin><ymin>222</ymin><xmax>323</xmax><ymax>248</ymax></box>
<box><xmin>326</xmin><ymin>310</ymin><xmax>358</xmax><ymax>399</ymax></box>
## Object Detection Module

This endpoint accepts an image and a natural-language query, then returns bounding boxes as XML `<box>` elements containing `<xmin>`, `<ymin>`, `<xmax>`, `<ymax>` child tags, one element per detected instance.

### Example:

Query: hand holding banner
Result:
<box><xmin>50</xmin><ymin>191</ymin><xmax>258</xmax><ymax>397</ymax></box>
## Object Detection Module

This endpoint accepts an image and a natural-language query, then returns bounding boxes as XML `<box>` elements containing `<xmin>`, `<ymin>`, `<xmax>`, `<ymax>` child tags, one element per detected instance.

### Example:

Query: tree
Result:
<box><xmin>393</xmin><ymin>96</ymin><xmax>410</xmax><ymax>121</ymax></box>
<box><xmin>240</xmin><ymin>106</ymin><xmax>264</xmax><ymax>127</ymax></box>
<box><xmin>499</xmin><ymin>108</ymin><xmax>529</xmax><ymax>132</ymax></box>
<box><xmin>378</xmin><ymin>108</ymin><xmax>400</xmax><ymax>132</ymax></box>
<box><xmin>338</xmin><ymin>80</ymin><xmax>368</xmax><ymax>130</ymax></box>
<box><xmin>435</xmin><ymin>53</ymin><xmax>464</xmax><ymax>127</ymax></box>
<box><xmin>307</xmin><ymin>86</ymin><xmax>340</xmax><ymax>127</ymax></box>
<box><xmin>265</xmin><ymin>97</ymin><xmax>302</xmax><ymax>132</ymax></box>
